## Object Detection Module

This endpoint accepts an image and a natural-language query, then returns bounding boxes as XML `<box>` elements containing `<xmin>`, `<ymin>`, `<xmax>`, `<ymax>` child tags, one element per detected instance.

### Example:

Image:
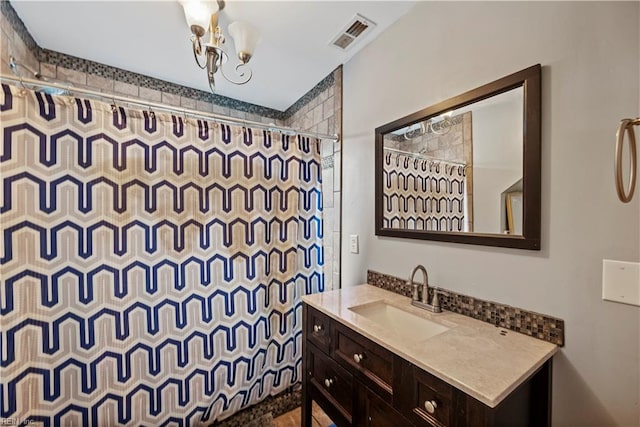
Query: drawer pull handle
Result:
<box><xmin>424</xmin><ymin>400</ymin><xmax>438</xmax><ymax>414</ymax></box>
<box><xmin>324</xmin><ymin>378</ymin><xmax>334</xmax><ymax>388</ymax></box>
<box><xmin>313</xmin><ymin>324</ymin><xmax>323</xmax><ymax>333</ymax></box>
<box><xmin>353</xmin><ymin>353</ymin><xmax>364</xmax><ymax>363</ymax></box>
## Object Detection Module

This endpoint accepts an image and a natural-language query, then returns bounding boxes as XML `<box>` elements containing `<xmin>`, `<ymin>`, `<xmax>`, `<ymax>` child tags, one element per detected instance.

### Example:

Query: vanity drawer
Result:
<box><xmin>333</xmin><ymin>321</ymin><xmax>394</xmax><ymax>399</ymax></box>
<box><xmin>306</xmin><ymin>342</ymin><xmax>354</xmax><ymax>423</ymax></box>
<box><xmin>306</xmin><ymin>306</ymin><xmax>332</xmax><ymax>353</ymax></box>
<box><xmin>398</xmin><ymin>361</ymin><xmax>455</xmax><ymax>427</ymax></box>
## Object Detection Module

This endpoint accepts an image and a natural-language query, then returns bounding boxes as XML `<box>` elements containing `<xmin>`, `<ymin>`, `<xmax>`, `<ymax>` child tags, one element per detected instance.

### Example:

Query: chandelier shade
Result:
<box><xmin>228</xmin><ymin>21</ymin><xmax>260</xmax><ymax>64</ymax></box>
<box><xmin>179</xmin><ymin>0</ymin><xmax>258</xmax><ymax>92</ymax></box>
<box><xmin>180</xmin><ymin>0</ymin><xmax>218</xmax><ymax>36</ymax></box>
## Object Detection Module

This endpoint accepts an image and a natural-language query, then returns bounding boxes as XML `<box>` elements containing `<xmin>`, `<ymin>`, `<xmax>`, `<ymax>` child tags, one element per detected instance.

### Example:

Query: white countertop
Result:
<box><xmin>302</xmin><ymin>284</ymin><xmax>558</xmax><ymax>408</ymax></box>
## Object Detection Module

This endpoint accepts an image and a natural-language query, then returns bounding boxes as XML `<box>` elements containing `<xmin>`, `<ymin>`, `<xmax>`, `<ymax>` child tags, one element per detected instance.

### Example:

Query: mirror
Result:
<box><xmin>375</xmin><ymin>65</ymin><xmax>541</xmax><ymax>250</ymax></box>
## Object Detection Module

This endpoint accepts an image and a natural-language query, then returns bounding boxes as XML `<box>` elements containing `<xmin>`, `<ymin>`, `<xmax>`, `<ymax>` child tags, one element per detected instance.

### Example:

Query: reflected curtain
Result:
<box><xmin>383</xmin><ymin>152</ymin><xmax>466</xmax><ymax>232</ymax></box>
<box><xmin>0</xmin><ymin>83</ymin><xmax>323</xmax><ymax>425</ymax></box>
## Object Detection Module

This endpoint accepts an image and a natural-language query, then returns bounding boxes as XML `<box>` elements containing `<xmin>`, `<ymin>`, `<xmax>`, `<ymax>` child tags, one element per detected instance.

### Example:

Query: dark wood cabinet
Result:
<box><xmin>302</xmin><ymin>303</ymin><xmax>553</xmax><ymax>427</ymax></box>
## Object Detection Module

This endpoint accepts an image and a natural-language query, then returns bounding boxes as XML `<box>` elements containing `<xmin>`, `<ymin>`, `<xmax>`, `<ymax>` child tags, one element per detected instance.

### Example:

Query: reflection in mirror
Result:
<box><xmin>505</xmin><ymin>190</ymin><xmax>523</xmax><ymax>235</ymax></box>
<box><xmin>375</xmin><ymin>64</ymin><xmax>541</xmax><ymax>250</ymax></box>
<box><xmin>382</xmin><ymin>87</ymin><xmax>523</xmax><ymax>235</ymax></box>
<box><xmin>382</xmin><ymin>112</ymin><xmax>472</xmax><ymax>233</ymax></box>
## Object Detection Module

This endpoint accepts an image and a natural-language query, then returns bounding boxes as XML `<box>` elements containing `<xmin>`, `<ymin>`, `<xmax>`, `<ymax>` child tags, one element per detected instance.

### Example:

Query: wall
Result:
<box><xmin>342</xmin><ymin>2</ymin><xmax>639</xmax><ymax>426</ymax></box>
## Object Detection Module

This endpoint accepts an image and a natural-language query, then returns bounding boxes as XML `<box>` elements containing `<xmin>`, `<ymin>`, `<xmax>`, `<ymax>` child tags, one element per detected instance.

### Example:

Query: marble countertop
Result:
<box><xmin>301</xmin><ymin>284</ymin><xmax>558</xmax><ymax>408</ymax></box>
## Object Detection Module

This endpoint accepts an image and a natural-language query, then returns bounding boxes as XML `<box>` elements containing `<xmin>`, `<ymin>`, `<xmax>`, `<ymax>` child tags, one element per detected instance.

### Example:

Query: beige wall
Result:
<box><xmin>342</xmin><ymin>2</ymin><xmax>639</xmax><ymax>426</ymax></box>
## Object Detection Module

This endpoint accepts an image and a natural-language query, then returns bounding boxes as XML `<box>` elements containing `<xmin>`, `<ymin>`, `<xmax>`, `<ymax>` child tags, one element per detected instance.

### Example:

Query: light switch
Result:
<box><xmin>349</xmin><ymin>235</ymin><xmax>359</xmax><ymax>254</ymax></box>
<box><xmin>602</xmin><ymin>259</ymin><xmax>640</xmax><ymax>306</ymax></box>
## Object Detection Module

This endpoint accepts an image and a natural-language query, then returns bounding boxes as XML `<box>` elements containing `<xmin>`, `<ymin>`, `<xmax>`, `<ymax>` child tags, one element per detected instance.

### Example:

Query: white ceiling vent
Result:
<box><xmin>330</xmin><ymin>14</ymin><xmax>376</xmax><ymax>51</ymax></box>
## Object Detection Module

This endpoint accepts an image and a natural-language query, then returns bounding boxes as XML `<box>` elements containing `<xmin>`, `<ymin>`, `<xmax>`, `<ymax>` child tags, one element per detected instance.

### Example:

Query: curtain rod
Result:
<box><xmin>0</xmin><ymin>73</ymin><xmax>340</xmax><ymax>142</ymax></box>
<box><xmin>383</xmin><ymin>146</ymin><xmax>467</xmax><ymax>166</ymax></box>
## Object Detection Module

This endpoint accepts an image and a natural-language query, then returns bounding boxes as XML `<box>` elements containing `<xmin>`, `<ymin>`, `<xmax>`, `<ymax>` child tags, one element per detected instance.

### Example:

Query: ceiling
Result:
<box><xmin>11</xmin><ymin>1</ymin><xmax>415</xmax><ymax>111</ymax></box>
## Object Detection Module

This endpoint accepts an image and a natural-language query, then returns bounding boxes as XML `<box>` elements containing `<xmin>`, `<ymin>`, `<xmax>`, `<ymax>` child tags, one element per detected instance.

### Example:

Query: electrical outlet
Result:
<box><xmin>349</xmin><ymin>235</ymin><xmax>359</xmax><ymax>254</ymax></box>
<box><xmin>602</xmin><ymin>259</ymin><xmax>640</xmax><ymax>306</ymax></box>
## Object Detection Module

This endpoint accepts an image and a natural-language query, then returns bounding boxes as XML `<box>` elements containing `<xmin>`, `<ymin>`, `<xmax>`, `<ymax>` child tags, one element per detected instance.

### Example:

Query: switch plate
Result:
<box><xmin>349</xmin><ymin>235</ymin><xmax>359</xmax><ymax>254</ymax></box>
<box><xmin>602</xmin><ymin>259</ymin><xmax>640</xmax><ymax>306</ymax></box>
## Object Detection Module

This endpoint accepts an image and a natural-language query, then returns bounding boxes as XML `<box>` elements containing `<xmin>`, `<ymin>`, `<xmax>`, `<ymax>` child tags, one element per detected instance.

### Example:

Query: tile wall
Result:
<box><xmin>285</xmin><ymin>68</ymin><xmax>342</xmax><ymax>291</ymax></box>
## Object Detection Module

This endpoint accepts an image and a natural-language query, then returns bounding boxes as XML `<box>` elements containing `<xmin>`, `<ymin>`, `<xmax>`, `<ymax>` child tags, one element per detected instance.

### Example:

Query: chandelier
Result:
<box><xmin>180</xmin><ymin>0</ymin><xmax>260</xmax><ymax>92</ymax></box>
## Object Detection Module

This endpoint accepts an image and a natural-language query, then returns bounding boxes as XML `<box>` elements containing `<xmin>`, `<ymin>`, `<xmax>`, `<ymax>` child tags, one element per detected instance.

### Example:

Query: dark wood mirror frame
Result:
<box><xmin>374</xmin><ymin>64</ymin><xmax>541</xmax><ymax>250</ymax></box>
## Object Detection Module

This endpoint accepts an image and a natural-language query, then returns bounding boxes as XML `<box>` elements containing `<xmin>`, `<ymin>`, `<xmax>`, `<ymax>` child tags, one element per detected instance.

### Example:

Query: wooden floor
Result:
<box><xmin>273</xmin><ymin>401</ymin><xmax>335</xmax><ymax>427</ymax></box>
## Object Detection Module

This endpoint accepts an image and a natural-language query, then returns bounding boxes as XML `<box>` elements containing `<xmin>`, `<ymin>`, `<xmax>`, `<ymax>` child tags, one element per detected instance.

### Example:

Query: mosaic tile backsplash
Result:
<box><xmin>367</xmin><ymin>270</ymin><xmax>565</xmax><ymax>346</ymax></box>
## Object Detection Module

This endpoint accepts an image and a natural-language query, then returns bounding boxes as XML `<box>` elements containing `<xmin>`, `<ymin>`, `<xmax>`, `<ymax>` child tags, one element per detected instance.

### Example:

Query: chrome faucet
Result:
<box><xmin>408</xmin><ymin>265</ymin><xmax>441</xmax><ymax>313</ymax></box>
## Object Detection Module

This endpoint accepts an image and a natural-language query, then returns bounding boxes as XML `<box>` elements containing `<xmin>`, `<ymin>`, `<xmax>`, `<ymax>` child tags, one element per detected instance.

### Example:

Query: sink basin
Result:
<box><xmin>349</xmin><ymin>301</ymin><xmax>449</xmax><ymax>342</ymax></box>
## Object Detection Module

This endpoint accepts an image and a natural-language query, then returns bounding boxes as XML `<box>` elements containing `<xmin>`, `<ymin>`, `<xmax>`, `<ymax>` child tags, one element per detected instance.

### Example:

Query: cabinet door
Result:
<box><xmin>396</xmin><ymin>359</ymin><xmax>458</xmax><ymax>427</ymax></box>
<box><xmin>356</xmin><ymin>383</ymin><xmax>414</xmax><ymax>427</ymax></box>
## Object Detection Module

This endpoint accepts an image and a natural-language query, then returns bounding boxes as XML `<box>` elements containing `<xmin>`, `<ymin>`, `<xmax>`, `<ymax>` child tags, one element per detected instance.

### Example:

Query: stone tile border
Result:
<box><xmin>367</xmin><ymin>270</ymin><xmax>565</xmax><ymax>346</ymax></box>
<box><xmin>1</xmin><ymin>0</ymin><xmax>38</xmax><ymax>52</ymax></box>
<box><xmin>1</xmin><ymin>1</ymin><xmax>336</xmax><ymax>122</ymax></box>
<box><xmin>283</xmin><ymin>72</ymin><xmax>335</xmax><ymax>119</ymax></box>
<box><xmin>211</xmin><ymin>388</ymin><xmax>301</xmax><ymax>427</ymax></box>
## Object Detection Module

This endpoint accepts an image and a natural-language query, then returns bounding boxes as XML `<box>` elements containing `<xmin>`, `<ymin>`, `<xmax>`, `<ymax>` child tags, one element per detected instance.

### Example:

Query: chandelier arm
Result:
<box><xmin>205</xmin><ymin>47</ymin><xmax>223</xmax><ymax>92</ymax></box>
<box><xmin>192</xmin><ymin>38</ymin><xmax>208</xmax><ymax>70</ymax></box>
<box><xmin>208</xmin><ymin>74</ymin><xmax>216</xmax><ymax>92</ymax></box>
<box><xmin>207</xmin><ymin>61</ymin><xmax>219</xmax><ymax>93</ymax></box>
<box><xmin>219</xmin><ymin>62</ymin><xmax>253</xmax><ymax>86</ymax></box>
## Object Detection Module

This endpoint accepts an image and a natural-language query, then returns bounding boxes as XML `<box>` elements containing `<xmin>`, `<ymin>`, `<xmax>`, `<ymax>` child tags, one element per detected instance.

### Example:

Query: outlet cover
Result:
<box><xmin>602</xmin><ymin>259</ymin><xmax>640</xmax><ymax>307</ymax></box>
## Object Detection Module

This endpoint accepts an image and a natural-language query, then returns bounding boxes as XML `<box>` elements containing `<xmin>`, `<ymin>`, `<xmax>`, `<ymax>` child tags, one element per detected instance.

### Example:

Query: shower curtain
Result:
<box><xmin>0</xmin><ymin>83</ymin><xmax>323</xmax><ymax>425</ymax></box>
<box><xmin>383</xmin><ymin>152</ymin><xmax>466</xmax><ymax>232</ymax></box>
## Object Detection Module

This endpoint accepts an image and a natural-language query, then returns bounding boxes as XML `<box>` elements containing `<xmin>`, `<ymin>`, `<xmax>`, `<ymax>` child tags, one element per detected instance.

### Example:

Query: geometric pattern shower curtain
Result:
<box><xmin>382</xmin><ymin>152</ymin><xmax>466</xmax><ymax>232</ymax></box>
<box><xmin>0</xmin><ymin>83</ymin><xmax>323</xmax><ymax>426</ymax></box>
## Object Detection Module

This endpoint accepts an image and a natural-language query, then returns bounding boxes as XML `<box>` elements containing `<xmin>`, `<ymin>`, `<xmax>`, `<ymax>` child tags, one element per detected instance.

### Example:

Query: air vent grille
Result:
<box><xmin>330</xmin><ymin>14</ymin><xmax>376</xmax><ymax>51</ymax></box>
<box><xmin>333</xmin><ymin>34</ymin><xmax>354</xmax><ymax>50</ymax></box>
<box><xmin>345</xmin><ymin>21</ymin><xmax>369</xmax><ymax>37</ymax></box>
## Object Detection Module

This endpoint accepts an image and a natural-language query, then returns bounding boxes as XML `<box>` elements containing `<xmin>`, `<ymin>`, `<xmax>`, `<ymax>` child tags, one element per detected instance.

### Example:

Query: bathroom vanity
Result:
<box><xmin>301</xmin><ymin>285</ymin><xmax>557</xmax><ymax>427</ymax></box>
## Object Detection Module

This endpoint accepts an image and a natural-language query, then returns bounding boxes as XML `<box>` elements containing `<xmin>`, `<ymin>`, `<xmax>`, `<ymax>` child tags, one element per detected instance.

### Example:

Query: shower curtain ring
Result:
<box><xmin>16</xmin><ymin>76</ymin><xmax>28</xmax><ymax>97</ymax></box>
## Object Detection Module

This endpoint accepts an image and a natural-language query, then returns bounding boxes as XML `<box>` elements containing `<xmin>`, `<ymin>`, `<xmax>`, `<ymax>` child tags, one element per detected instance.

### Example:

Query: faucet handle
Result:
<box><xmin>431</xmin><ymin>289</ymin><xmax>442</xmax><ymax>312</ymax></box>
<box><xmin>408</xmin><ymin>281</ymin><xmax>419</xmax><ymax>301</ymax></box>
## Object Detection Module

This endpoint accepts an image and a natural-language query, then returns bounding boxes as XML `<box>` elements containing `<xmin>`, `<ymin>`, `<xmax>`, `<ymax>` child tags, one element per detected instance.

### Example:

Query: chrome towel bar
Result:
<box><xmin>615</xmin><ymin>118</ymin><xmax>639</xmax><ymax>203</ymax></box>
